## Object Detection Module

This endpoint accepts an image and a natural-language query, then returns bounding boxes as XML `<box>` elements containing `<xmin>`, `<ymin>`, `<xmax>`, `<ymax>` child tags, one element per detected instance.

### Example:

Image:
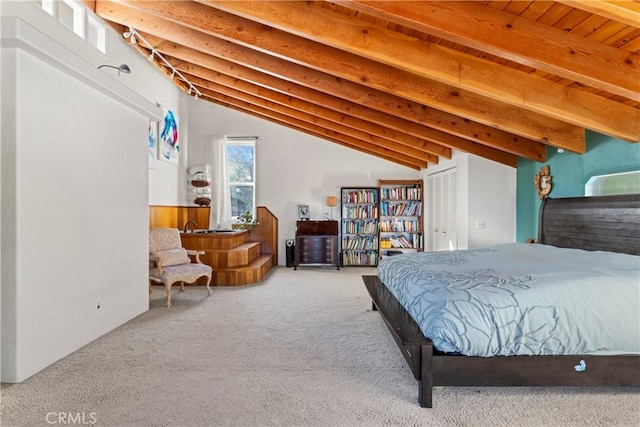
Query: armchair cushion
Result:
<box><xmin>149</xmin><ymin>263</ymin><xmax>212</xmax><ymax>285</ymax></box>
<box><xmin>152</xmin><ymin>248</ymin><xmax>191</xmax><ymax>267</ymax></box>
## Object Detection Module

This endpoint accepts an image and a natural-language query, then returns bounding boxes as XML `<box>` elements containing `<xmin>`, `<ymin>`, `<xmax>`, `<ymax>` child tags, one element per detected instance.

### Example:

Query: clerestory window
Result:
<box><xmin>585</xmin><ymin>170</ymin><xmax>640</xmax><ymax>197</ymax></box>
<box><xmin>38</xmin><ymin>0</ymin><xmax>106</xmax><ymax>53</ymax></box>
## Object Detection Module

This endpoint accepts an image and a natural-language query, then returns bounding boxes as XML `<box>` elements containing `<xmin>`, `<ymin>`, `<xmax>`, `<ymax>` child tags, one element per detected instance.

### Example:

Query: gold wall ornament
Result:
<box><xmin>534</xmin><ymin>165</ymin><xmax>552</xmax><ymax>200</ymax></box>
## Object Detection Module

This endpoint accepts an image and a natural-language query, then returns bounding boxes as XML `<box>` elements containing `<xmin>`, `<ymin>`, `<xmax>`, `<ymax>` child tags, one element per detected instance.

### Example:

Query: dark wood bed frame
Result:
<box><xmin>363</xmin><ymin>194</ymin><xmax>640</xmax><ymax>408</ymax></box>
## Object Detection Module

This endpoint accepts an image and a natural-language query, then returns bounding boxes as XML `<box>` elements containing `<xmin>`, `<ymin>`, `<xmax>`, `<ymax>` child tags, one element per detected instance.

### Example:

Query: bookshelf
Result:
<box><xmin>378</xmin><ymin>179</ymin><xmax>423</xmax><ymax>258</ymax></box>
<box><xmin>340</xmin><ymin>187</ymin><xmax>379</xmax><ymax>266</ymax></box>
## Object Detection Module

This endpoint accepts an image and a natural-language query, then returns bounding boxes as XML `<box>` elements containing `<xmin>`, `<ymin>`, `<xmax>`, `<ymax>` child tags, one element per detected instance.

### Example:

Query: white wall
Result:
<box><xmin>467</xmin><ymin>155</ymin><xmax>517</xmax><ymax>247</ymax></box>
<box><xmin>186</xmin><ymin>100</ymin><xmax>421</xmax><ymax>265</ymax></box>
<box><xmin>0</xmin><ymin>2</ymin><xmax>166</xmax><ymax>382</ymax></box>
<box><xmin>9</xmin><ymin>51</ymin><xmax>150</xmax><ymax>381</ymax></box>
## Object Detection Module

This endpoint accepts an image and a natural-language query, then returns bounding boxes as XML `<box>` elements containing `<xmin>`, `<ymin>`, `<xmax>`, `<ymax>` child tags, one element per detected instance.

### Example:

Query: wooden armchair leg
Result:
<box><xmin>205</xmin><ymin>274</ymin><xmax>213</xmax><ymax>296</ymax></box>
<box><xmin>179</xmin><ymin>281</ymin><xmax>185</xmax><ymax>292</ymax></box>
<box><xmin>165</xmin><ymin>283</ymin><xmax>173</xmax><ymax>308</ymax></box>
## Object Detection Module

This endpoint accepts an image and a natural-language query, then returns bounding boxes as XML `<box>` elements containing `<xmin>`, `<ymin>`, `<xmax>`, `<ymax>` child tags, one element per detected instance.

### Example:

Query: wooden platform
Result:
<box><xmin>181</xmin><ymin>231</ymin><xmax>275</xmax><ymax>286</ymax></box>
<box><xmin>150</xmin><ymin>205</ymin><xmax>278</xmax><ymax>286</ymax></box>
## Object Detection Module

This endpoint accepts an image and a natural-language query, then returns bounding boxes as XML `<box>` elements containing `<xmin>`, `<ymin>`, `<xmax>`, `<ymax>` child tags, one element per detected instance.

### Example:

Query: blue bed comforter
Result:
<box><xmin>376</xmin><ymin>243</ymin><xmax>640</xmax><ymax>357</ymax></box>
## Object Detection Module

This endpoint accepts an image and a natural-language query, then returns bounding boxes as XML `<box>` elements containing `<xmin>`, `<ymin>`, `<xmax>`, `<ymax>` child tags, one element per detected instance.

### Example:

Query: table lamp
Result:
<box><xmin>326</xmin><ymin>196</ymin><xmax>337</xmax><ymax>219</ymax></box>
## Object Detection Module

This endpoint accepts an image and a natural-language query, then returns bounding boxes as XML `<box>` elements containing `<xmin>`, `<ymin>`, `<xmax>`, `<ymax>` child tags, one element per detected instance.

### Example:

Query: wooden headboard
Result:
<box><xmin>538</xmin><ymin>194</ymin><xmax>640</xmax><ymax>255</ymax></box>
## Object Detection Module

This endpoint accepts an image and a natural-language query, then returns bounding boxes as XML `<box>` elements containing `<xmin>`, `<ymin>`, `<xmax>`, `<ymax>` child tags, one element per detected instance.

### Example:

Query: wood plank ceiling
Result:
<box><xmin>86</xmin><ymin>0</ymin><xmax>640</xmax><ymax>170</ymax></box>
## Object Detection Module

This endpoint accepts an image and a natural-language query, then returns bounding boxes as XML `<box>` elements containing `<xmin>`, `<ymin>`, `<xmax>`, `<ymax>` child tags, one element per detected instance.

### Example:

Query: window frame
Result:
<box><xmin>225</xmin><ymin>138</ymin><xmax>256</xmax><ymax>220</ymax></box>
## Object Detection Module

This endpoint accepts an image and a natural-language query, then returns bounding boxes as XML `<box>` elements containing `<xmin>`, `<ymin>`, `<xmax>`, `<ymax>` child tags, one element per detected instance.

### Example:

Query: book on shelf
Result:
<box><xmin>342</xmin><ymin>219</ymin><xmax>378</xmax><ymax>234</ymax></box>
<box><xmin>379</xmin><ymin>219</ymin><xmax>420</xmax><ymax>232</ymax></box>
<box><xmin>342</xmin><ymin>189</ymin><xmax>378</xmax><ymax>204</ymax></box>
<box><xmin>341</xmin><ymin>235</ymin><xmax>378</xmax><ymax>250</ymax></box>
<box><xmin>342</xmin><ymin>205</ymin><xmax>379</xmax><ymax>219</ymax></box>
<box><xmin>382</xmin><ymin>233</ymin><xmax>422</xmax><ymax>249</ymax></box>
<box><xmin>380</xmin><ymin>187</ymin><xmax>421</xmax><ymax>200</ymax></box>
<box><xmin>380</xmin><ymin>201</ymin><xmax>422</xmax><ymax>216</ymax></box>
<box><xmin>342</xmin><ymin>250</ymin><xmax>377</xmax><ymax>266</ymax></box>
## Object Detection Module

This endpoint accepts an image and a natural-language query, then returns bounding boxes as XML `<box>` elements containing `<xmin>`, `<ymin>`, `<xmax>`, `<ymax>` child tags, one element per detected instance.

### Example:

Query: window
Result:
<box><xmin>38</xmin><ymin>0</ymin><xmax>106</xmax><ymax>53</ymax></box>
<box><xmin>58</xmin><ymin>0</ymin><xmax>84</xmax><ymax>37</ymax></box>
<box><xmin>86</xmin><ymin>15</ymin><xmax>106</xmax><ymax>53</ymax></box>
<box><xmin>226</xmin><ymin>138</ymin><xmax>256</xmax><ymax>218</ymax></box>
<box><xmin>585</xmin><ymin>170</ymin><xmax>640</xmax><ymax>196</ymax></box>
<box><xmin>39</xmin><ymin>0</ymin><xmax>54</xmax><ymax>15</ymax></box>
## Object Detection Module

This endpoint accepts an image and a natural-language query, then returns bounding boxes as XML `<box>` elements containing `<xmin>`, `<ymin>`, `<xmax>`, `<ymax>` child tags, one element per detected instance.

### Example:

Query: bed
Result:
<box><xmin>363</xmin><ymin>194</ymin><xmax>640</xmax><ymax>408</ymax></box>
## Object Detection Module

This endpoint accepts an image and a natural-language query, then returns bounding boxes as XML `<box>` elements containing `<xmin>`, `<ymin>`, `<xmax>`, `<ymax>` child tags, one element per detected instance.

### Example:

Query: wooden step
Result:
<box><xmin>212</xmin><ymin>254</ymin><xmax>275</xmax><ymax>286</ymax></box>
<box><xmin>207</xmin><ymin>241</ymin><xmax>262</xmax><ymax>268</ymax></box>
<box><xmin>169</xmin><ymin>206</ymin><xmax>279</xmax><ymax>287</ymax></box>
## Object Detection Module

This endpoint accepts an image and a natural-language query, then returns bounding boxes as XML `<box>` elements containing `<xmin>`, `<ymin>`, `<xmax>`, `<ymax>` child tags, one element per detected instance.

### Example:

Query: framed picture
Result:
<box><xmin>148</xmin><ymin>121</ymin><xmax>158</xmax><ymax>169</ymax></box>
<box><xmin>158</xmin><ymin>106</ymin><xmax>179</xmax><ymax>164</ymax></box>
<box><xmin>298</xmin><ymin>204</ymin><xmax>310</xmax><ymax>220</ymax></box>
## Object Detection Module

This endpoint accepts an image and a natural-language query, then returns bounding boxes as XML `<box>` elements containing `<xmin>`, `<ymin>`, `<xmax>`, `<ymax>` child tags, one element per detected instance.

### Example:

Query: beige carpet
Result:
<box><xmin>1</xmin><ymin>266</ymin><xmax>639</xmax><ymax>427</ymax></box>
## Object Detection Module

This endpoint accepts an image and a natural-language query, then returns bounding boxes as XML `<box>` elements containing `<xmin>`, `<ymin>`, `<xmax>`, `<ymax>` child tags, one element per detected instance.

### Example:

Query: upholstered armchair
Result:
<box><xmin>149</xmin><ymin>227</ymin><xmax>213</xmax><ymax>307</ymax></box>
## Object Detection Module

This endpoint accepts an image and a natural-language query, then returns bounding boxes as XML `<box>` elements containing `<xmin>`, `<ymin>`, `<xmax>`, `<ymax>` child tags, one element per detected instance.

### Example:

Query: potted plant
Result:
<box><xmin>232</xmin><ymin>211</ymin><xmax>259</xmax><ymax>231</ymax></box>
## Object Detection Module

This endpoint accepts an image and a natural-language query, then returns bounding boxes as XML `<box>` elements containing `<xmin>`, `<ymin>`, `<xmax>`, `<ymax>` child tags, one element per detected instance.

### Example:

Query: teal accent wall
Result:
<box><xmin>516</xmin><ymin>131</ymin><xmax>640</xmax><ymax>242</ymax></box>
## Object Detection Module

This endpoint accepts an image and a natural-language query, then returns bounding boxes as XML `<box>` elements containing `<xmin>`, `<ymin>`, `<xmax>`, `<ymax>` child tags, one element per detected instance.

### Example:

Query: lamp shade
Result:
<box><xmin>326</xmin><ymin>196</ymin><xmax>337</xmax><ymax>207</ymax></box>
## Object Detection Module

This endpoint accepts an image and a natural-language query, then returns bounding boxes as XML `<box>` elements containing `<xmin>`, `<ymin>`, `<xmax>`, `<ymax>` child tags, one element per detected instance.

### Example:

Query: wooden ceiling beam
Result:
<box><xmin>157</xmin><ymin>43</ymin><xmax>521</xmax><ymax>164</ymax></box>
<box><xmin>97</xmin><ymin>0</ymin><xmax>571</xmax><ymax>154</ymax></box>
<box><xmin>189</xmin><ymin>75</ymin><xmax>435</xmax><ymax>165</ymax></box>
<box><xmin>339</xmin><ymin>0</ymin><xmax>640</xmax><ymax>102</ymax></box>
<box><xmin>189</xmin><ymin>66</ymin><xmax>515</xmax><ymax>168</ymax></box>
<box><xmin>149</xmin><ymin>38</ymin><xmax>517</xmax><ymax>167</ymax></box>
<box><xmin>188</xmin><ymin>0</ymin><xmax>582</xmax><ymax>149</ymax></box>
<box><xmin>203</xmin><ymin>0</ymin><xmax>639</xmax><ymax>142</ymax></box>
<box><xmin>201</xmin><ymin>91</ymin><xmax>425</xmax><ymax>170</ymax></box>
<box><xmin>556</xmin><ymin>0</ymin><xmax>640</xmax><ymax>29</ymax></box>
<box><xmin>177</xmin><ymin>64</ymin><xmax>441</xmax><ymax>163</ymax></box>
<box><xmin>96</xmin><ymin>4</ymin><xmax>545</xmax><ymax>162</ymax></box>
<box><xmin>159</xmin><ymin>50</ymin><xmax>450</xmax><ymax>159</ymax></box>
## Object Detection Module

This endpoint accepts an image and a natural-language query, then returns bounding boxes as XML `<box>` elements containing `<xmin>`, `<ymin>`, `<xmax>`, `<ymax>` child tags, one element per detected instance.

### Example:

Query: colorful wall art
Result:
<box><xmin>148</xmin><ymin>121</ymin><xmax>158</xmax><ymax>169</ymax></box>
<box><xmin>158</xmin><ymin>106</ymin><xmax>179</xmax><ymax>164</ymax></box>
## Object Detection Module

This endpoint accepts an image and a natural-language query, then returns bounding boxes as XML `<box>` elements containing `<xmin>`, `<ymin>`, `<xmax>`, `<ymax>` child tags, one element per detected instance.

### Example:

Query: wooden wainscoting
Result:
<box><xmin>149</xmin><ymin>205</ymin><xmax>210</xmax><ymax>229</ymax></box>
<box><xmin>249</xmin><ymin>206</ymin><xmax>278</xmax><ymax>268</ymax></box>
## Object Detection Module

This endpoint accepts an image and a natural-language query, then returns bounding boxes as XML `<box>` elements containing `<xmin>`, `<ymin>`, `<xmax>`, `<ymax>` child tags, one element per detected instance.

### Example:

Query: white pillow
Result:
<box><xmin>152</xmin><ymin>248</ymin><xmax>190</xmax><ymax>267</ymax></box>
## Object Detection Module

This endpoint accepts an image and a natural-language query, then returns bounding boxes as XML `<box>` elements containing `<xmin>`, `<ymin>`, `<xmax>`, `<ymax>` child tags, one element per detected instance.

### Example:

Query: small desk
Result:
<box><xmin>294</xmin><ymin>220</ymin><xmax>340</xmax><ymax>270</ymax></box>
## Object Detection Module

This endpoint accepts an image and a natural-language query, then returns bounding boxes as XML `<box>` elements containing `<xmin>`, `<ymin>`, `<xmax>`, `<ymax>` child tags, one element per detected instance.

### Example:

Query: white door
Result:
<box><xmin>427</xmin><ymin>167</ymin><xmax>458</xmax><ymax>251</ymax></box>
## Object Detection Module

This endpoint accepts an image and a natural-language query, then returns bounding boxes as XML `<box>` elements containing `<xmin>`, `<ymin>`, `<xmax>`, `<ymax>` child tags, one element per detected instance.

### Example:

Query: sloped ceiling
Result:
<box><xmin>86</xmin><ymin>0</ymin><xmax>640</xmax><ymax>170</ymax></box>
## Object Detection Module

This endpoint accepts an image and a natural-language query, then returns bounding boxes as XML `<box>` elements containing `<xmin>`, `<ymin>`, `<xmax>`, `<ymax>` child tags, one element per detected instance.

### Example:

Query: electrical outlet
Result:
<box><xmin>475</xmin><ymin>220</ymin><xmax>485</xmax><ymax>229</ymax></box>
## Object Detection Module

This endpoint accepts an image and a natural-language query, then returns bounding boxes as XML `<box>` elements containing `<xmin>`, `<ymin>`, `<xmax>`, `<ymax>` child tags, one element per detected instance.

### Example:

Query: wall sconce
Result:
<box><xmin>98</xmin><ymin>64</ymin><xmax>131</xmax><ymax>76</ymax></box>
<box><xmin>326</xmin><ymin>196</ymin><xmax>337</xmax><ymax>220</ymax></box>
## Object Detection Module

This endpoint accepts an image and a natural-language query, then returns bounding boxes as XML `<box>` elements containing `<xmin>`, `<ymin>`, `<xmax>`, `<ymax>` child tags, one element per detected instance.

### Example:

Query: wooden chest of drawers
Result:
<box><xmin>294</xmin><ymin>220</ymin><xmax>340</xmax><ymax>269</ymax></box>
